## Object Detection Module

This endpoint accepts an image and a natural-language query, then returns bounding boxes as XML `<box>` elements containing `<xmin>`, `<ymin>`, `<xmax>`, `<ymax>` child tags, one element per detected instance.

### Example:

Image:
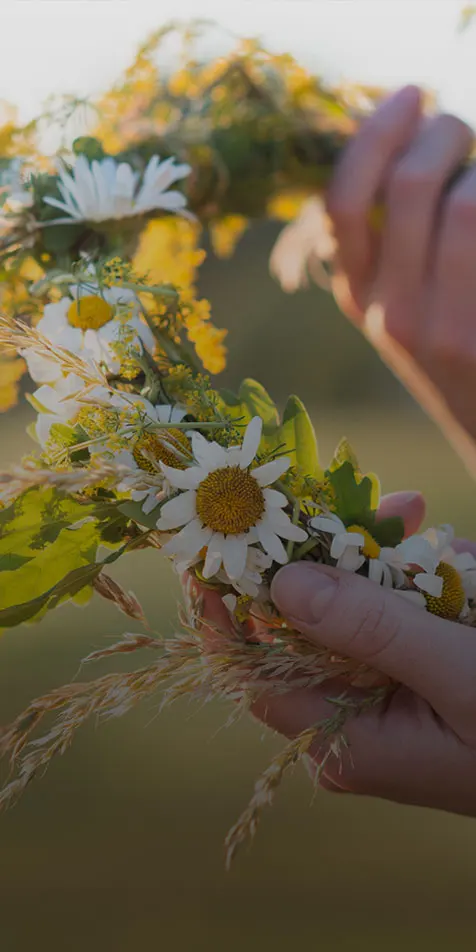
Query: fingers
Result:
<box><xmin>376</xmin><ymin>114</ymin><xmax>473</xmax><ymax>350</ymax></box>
<box><xmin>430</xmin><ymin>163</ymin><xmax>476</xmax><ymax>366</ymax></box>
<box><xmin>251</xmin><ymin>683</ymin><xmax>476</xmax><ymax>814</ymax></box>
<box><xmin>326</xmin><ymin>85</ymin><xmax>422</xmax><ymax>317</ymax></box>
<box><xmin>377</xmin><ymin>490</ymin><xmax>425</xmax><ymax>537</ymax></box>
<box><xmin>270</xmin><ymin>561</ymin><xmax>476</xmax><ymax>735</ymax></box>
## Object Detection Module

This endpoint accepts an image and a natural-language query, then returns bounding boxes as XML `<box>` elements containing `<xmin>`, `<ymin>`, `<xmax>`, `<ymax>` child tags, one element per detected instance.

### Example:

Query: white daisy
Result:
<box><xmin>32</xmin><ymin>375</ymin><xmax>157</xmax><ymax>449</ymax></box>
<box><xmin>33</xmin><ymin>373</ymin><xmax>91</xmax><ymax>446</ymax></box>
<box><xmin>269</xmin><ymin>198</ymin><xmax>335</xmax><ymax>293</ymax></box>
<box><xmin>156</xmin><ymin>416</ymin><xmax>307</xmax><ymax>582</ymax></box>
<box><xmin>115</xmin><ymin>404</ymin><xmax>190</xmax><ymax>516</ymax></box>
<box><xmin>43</xmin><ymin>154</ymin><xmax>192</xmax><ymax>224</ymax></box>
<box><xmin>34</xmin><ymin>283</ymin><xmax>155</xmax><ymax>374</ymax></box>
<box><xmin>310</xmin><ymin>512</ymin><xmax>405</xmax><ymax>585</ymax></box>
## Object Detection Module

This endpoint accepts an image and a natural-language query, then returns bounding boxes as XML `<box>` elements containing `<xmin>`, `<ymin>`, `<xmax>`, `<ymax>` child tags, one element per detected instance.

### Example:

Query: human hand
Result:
<box><xmin>191</xmin><ymin>490</ymin><xmax>476</xmax><ymax>817</ymax></box>
<box><xmin>249</xmin><ymin>533</ymin><xmax>476</xmax><ymax>816</ymax></box>
<box><xmin>326</xmin><ymin>85</ymin><xmax>476</xmax><ymax>470</ymax></box>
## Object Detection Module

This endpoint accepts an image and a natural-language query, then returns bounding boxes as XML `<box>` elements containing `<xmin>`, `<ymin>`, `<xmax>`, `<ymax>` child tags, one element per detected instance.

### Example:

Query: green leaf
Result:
<box><xmin>278</xmin><ymin>395</ymin><xmax>323</xmax><ymax>479</ymax></box>
<box><xmin>72</xmin><ymin>136</ymin><xmax>106</xmax><ymax>161</ymax></box>
<box><xmin>326</xmin><ymin>461</ymin><xmax>373</xmax><ymax>527</ymax></box>
<box><xmin>0</xmin><ymin>544</ymin><xmax>128</xmax><ymax>629</ymax></box>
<box><xmin>42</xmin><ymin>223</ymin><xmax>84</xmax><ymax>253</ymax></box>
<box><xmin>0</xmin><ymin>554</ymin><xmax>33</xmax><ymax>572</ymax></box>
<box><xmin>372</xmin><ymin>515</ymin><xmax>405</xmax><ymax>548</ymax></box>
<box><xmin>0</xmin><ymin>488</ymin><xmax>130</xmax><ymax>628</ymax></box>
<box><xmin>118</xmin><ymin>500</ymin><xmax>159</xmax><ymax>530</ymax></box>
<box><xmin>237</xmin><ymin>378</ymin><xmax>280</xmax><ymax>433</ymax></box>
<box><xmin>328</xmin><ymin>437</ymin><xmax>359</xmax><ymax>473</ymax></box>
<box><xmin>219</xmin><ymin>378</ymin><xmax>280</xmax><ymax>433</ymax></box>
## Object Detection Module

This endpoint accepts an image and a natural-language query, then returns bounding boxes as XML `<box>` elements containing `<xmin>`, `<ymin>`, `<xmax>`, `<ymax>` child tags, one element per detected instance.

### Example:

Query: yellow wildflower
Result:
<box><xmin>209</xmin><ymin>216</ymin><xmax>248</xmax><ymax>258</ymax></box>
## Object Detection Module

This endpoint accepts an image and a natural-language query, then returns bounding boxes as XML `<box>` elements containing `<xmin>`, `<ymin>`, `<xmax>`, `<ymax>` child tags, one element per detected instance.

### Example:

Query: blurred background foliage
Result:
<box><xmin>2</xmin><ymin>223</ymin><xmax>476</xmax><ymax>950</ymax></box>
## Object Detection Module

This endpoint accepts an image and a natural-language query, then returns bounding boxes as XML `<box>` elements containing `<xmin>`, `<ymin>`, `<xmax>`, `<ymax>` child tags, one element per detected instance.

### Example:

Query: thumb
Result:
<box><xmin>270</xmin><ymin>562</ymin><xmax>476</xmax><ymax>725</ymax></box>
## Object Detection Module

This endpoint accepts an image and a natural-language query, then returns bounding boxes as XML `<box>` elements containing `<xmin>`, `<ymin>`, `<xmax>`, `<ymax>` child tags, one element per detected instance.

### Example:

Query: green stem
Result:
<box><xmin>292</xmin><ymin>535</ymin><xmax>321</xmax><ymax>561</ymax></box>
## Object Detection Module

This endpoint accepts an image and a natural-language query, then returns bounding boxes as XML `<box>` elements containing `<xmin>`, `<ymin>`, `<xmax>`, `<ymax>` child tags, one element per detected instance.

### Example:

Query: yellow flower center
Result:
<box><xmin>347</xmin><ymin>525</ymin><xmax>381</xmax><ymax>559</ymax></box>
<box><xmin>67</xmin><ymin>295</ymin><xmax>114</xmax><ymax>331</ymax></box>
<box><xmin>424</xmin><ymin>562</ymin><xmax>466</xmax><ymax>621</ymax></box>
<box><xmin>132</xmin><ymin>429</ymin><xmax>191</xmax><ymax>473</ymax></box>
<box><xmin>196</xmin><ymin>465</ymin><xmax>265</xmax><ymax>535</ymax></box>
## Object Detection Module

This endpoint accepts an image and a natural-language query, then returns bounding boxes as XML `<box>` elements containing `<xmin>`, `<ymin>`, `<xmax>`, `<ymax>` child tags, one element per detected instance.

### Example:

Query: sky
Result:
<box><xmin>2</xmin><ymin>0</ymin><xmax>476</xmax><ymax>130</ymax></box>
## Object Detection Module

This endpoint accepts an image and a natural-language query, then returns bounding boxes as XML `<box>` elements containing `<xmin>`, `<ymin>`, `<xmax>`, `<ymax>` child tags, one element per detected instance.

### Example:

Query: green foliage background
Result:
<box><xmin>1</xmin><ymin>226</ymin><xmax>476</xmax><ymax>950</ymax></box>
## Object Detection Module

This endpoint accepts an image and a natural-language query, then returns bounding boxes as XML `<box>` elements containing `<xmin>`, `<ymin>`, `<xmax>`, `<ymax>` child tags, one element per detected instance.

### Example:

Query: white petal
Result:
<box><xmin>331</xmin><ymin>531</ymin><xmax>364</xmax><ymax>560</ymax></box>
<box><xmin>262</xmin><ymin>488</ymin><xmax>287</xmax><ymax>509</ymax></box>
<box><xmin>414</xmin><ymin>572</ymin><xmax>444</xmax><ymax>597</ymax></box>
<box><xmin>202</xmin><ymin>533</ymin><xmax>225</xmax><ymax>578</ymax></box>
<box><xmin>396</xmin><ymin>536</ymin><xmax>439</xmax><ymax>573</ymax></box>
<box><xmin>252</xmin><ymin>456</ymin><xmax>291</xmax><ymax>486</ymax></box>
<box><xmin>160</xmin><ymin>463</ymin><xmax>202</xmax><ymax>490</ymax></box>
<box><xmin>222</xmin><ymin>534</ymin><xmax>248</xmax><ymax>580</ymax></box>
<box><xmin>239</xmin><ymin>416</ymin><xmax>262</xmax><ymax>469</ymax></box>
<box><xmin>257</xmin><ymin>523</ymin><xmax>289</xmax><ymax>564</ymax></box>
<box><xmin>156</xmin><ymin>490</ymin><xmax>196</xmax><ymax>529</ymax></box>
<box><xmin>336</xmin><ymin>548</ymin><xmax>365</xmax><ymax>572</ymax></box>
<box><xmin>142</xmin><ymin>493</ymin><xmax>161</xmax><ymax>514</ymax></box>
<box><xmin>222</xmin><ymin>594</ymin><xmax>237</xmax><ymax>613</ymax></box>
<box><xmin>368</xmin><ymin>559</ymin><xmax>384</xmax><ymax>585</ymax></box>
<box><xmin>265</xmin><ymin>510</ymin><xmax>307</xmax><ymax>542</ymax></box>
<box><xmin>451</xmin><ymin>551</ymin><xmax>476</xmax><ymax>572</ymax></box>
<box><xmin>191</xmin><ymin>432</ymin><xmax>227</xmax><ymax>469</ymax></box>
<box><xmin>156</xmin><ymin>404</ymin><xmax>187</xmax><ymax>424</ymax></box>
<box><xmin>310</xmin><ymin>514</ymin><xmax>345</xmax><ymax>535</ymax></box>
<box><xmin>161</xmin><ymin>519</ymin><xmax>212</xmax><ymax>559</ymax></box>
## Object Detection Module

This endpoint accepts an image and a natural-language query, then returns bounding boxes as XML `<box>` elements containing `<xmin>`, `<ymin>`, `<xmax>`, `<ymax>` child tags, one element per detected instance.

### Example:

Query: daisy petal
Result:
<box><xmin>203</xmin><ymin>534</ymin><xmax>224</xmax><ymax>578</ymax></box>
<box><xmin>265</xmin><ymin>510</ymin><xmax>307</xmax><ymax>542</ymax></box>
<box><xmin>330</xmin><ymin>532</ymin><xmax>364</xmax><ymax>560</ymax></box>
<box><xmin>160</xmin><ymin>463</ymin><xmax>203</xmax><ymax>490</ymax></box>
<box><xmin>336</xmin><ymin>548</ymin><xmax>365</xmax><ymax>572</ymax></box>
<box><xmin>239</xmin><ymin>416</ymin><xmax>262</xmax><ymax>469</ymax></box>
<box><xmin>156</xmin><ymin>490</ymin><xmax>197</xmax><ymax>529</ymax></box>
<box><xmin>161</xmin><ymin>519</ymin><xmax>213</xmax><ymax>560</ymax></box>
<box><xmin>414</xmin><ymin>572</ymin><xmax>444</xmax><ymax>597</ymax></box>
<box><xmin>310</xmin><ymin>514</ymin><xmax>345</xmax><ymax>535</ymax></box>
<box><xmin>257</xmin><ymin>523</ymin><xmax>289</xmax><ymax>564</ymax></box>
<box><xmin>252</xmin><ymin>457</ymin><xmax>291</xmax><ymax>486</ymax></box>
<box><xmin>222</xmin><ymin>534</ymin><xmax>248</xmax><ymax>580</ymax></box>
<box><xmin>262</xmin><ymin>488</ymin><xmax>287</xmax><ymax>509</ymax></box>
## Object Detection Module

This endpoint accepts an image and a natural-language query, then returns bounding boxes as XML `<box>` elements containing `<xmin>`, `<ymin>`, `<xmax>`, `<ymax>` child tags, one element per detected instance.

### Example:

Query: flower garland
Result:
<box><xmin>0</xmin><ymin>24</ymin><xmax>474</xmax><ymax>865</ymax></box>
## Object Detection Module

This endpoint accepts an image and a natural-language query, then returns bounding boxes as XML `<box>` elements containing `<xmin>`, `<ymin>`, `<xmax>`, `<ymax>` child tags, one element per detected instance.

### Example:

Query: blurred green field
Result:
<box><xmin>1</xmin><ymin>227</ymin><xmax>476</xmax><ymax>951</ymax></box>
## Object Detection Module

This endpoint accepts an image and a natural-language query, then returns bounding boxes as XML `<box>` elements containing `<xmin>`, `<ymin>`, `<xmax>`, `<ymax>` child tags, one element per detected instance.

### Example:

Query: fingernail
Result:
<box><xmin>271</xmin><ymin>563</ymin><xmax>337</xmax><ymax>624</ymax></box>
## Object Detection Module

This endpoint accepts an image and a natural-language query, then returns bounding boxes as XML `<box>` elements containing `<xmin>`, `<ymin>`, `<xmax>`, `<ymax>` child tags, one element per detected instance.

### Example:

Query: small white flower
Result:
<box><xmin>32</xmin><ymin>376</ymin><xmax>157</xmax><ymax>449</ymax></box>
<box><xmin>156</xmin><ymin>416</ymin><xmax>307</xmax><ymax>582</ymax></box>
<box><xmin>33</xmin><ymin>373</ymin><xmax>90</xmax><ymax>445</ymax></box>
<box><xmin>115</xmin><ymin>404</ymin><xmax>190</xmax><ymax>515</ymax></box>
<box><xmin>220</xmin><ymin>548</ymin><xmax>273</xmax><ymax>598</ymax></box>
<box><xmin>43</xmin><ymin>154</ymin><xmax>192</xmax><ymax>224</ymax></box>
<box><xmin>34</xmin><ymin>283</ymin><xmax>154</xmax><ymax>373</ymax></box>
<box><xmin>310</xmin><ymin>512</ymin><xmax>408</xmax><ymax>587</ymax></box>
<box><xmin>270</xmin><ymin>198</ymin><xmax>335</xmax><ymax>293</ymax></box>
